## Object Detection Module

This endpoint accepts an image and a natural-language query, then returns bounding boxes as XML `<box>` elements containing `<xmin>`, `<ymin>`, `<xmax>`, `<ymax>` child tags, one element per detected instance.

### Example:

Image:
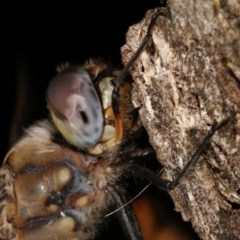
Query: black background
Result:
<box><xmin>1</xmin><ymin>1</ymin><xmax>162</xmax><ymax>160</ymax></box>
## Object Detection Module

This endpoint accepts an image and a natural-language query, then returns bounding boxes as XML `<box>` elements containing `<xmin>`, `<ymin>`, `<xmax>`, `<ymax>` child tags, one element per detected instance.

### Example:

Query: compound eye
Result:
<box><xmin>47</xmin><ymin>70</ymin><xmax>104</xmax><ymax>148</ymax></box>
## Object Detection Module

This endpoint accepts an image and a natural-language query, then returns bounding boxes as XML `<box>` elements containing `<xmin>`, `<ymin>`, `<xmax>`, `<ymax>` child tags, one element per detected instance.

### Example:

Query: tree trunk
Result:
<box><xmin>121</xmin><ymin>1</ymin><xmax>240</xmax><ymax>240</ymax></box>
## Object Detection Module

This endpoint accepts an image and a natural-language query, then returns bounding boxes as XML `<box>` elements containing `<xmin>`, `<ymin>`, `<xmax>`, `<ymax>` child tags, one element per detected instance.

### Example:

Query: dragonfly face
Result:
<box><xmin>0</xmin><ymin>59</ymin><xmax>142</xmax><ymax>240</ymax></box>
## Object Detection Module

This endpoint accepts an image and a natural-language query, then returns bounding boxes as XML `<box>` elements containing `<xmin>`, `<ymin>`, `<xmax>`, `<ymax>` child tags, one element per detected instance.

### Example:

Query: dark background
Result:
<box><xmin>1</xmin><ymin>1</ymin><xmax>163</xmax><ymax>161</ymax></box>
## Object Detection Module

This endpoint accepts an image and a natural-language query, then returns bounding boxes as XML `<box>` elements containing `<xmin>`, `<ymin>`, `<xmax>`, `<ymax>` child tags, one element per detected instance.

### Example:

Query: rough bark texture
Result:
<box><xmin>121</xmin><ymin>1</ymin><xmax>240</xmax><ymax>240</ymax></box>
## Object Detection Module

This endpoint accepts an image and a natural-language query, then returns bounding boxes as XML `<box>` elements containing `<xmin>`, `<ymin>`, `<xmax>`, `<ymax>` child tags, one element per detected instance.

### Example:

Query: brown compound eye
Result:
<box><xmin>0</xmin><ymin>122</ymin><xmax>108</xmax><ymax>240</ymax></box>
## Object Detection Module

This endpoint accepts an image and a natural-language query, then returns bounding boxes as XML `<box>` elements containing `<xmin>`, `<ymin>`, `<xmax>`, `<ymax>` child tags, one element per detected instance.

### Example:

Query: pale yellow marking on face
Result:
<box><xmin>54</xmin><ymin>216</ymin><xmax>75</xmax><ymax>231</ymax></box>
<box><xmin>76</xmin><ymin>195</ymin><xmax>89</xmax><ymax>208</ymax></box>
<box><xmin>55</xmin><ymin>167</ymin><xmax>72</xmax><ymax>189</ymax></box>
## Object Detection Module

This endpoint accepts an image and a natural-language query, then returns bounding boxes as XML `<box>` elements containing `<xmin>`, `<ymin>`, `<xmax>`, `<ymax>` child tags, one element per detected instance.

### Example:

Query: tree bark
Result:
<box><xmin>121</xmin><ymin>1</ymin><xmax>240</xmax><ymax>240</ymax></box>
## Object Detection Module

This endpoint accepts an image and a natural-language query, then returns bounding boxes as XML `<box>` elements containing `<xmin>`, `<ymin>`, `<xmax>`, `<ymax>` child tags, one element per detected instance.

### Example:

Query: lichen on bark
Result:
<box><xmin>121</xmin><ymin>1</ymin><xmax>240</xmax><ymax>239</ymax></box>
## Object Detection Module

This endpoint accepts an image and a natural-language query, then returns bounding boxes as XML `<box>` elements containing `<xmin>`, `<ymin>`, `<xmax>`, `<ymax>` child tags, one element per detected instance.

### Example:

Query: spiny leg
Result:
<box><xmin>121</xmin><ymin>115</ymin><xmax>233</xmax><ymax>239</ymax></box>
<box><xmin>165</xmin><ymin>114</ymin><xmax>235</xmax><ymax>191</ymax></box>
<box><xmin>129</xmin><ymin>113</ymin><xmax>235</xmax><ymax>192</ymax></box>
<box><xmin>112</xmin><ymin>9</ymin><xmax>164</xmax><ymax>116</ymax></box>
